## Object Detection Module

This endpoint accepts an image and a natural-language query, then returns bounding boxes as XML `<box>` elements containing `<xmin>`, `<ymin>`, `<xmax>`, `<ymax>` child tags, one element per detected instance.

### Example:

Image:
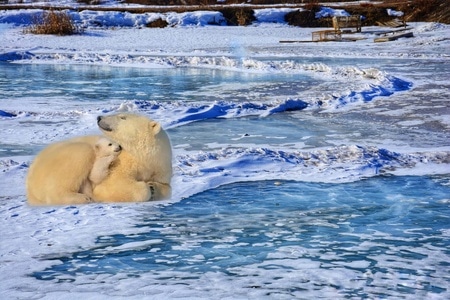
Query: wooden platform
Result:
<box><xmin>311</xmin><ymin>30</ymin><xmax>342</xmax><ymax>42</ymax></box>
<box><xmin>279</xmin><ymin>40</ymin><xmax>314</xmax><ymax>43</ymax></box>
<box><xmin>332</xmin><ymin>15</ymin><xmax>362</xmax><ymax>33</ymax></box>
<box><xmin>377</xmin><ymin>19</ymin><xmax>406</xmax><ymax>28</ymax></box>
<box><xmin>374</xmin><ymin>27</ymin><xmax>414</xmax><ymax>42</ymax></box>
<box><xmin>374</xmin><ymin>31</ymin><xmax>413</xmax><ymax>42</ymax></box>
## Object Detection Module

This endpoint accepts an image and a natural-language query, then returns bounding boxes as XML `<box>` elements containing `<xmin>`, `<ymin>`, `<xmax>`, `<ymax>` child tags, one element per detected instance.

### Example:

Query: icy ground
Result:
<box><xmin>1</xmin><ymin>3</ymin><xmax>450</xmax><ymax>299</ymax></box>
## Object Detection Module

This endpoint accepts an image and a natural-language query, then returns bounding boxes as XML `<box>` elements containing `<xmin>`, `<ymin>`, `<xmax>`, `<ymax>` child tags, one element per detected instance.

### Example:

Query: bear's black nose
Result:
<box><xmin>97</xmin><ymin>116</ymin><xmax>102</xmax><ymax>123</ymax></box>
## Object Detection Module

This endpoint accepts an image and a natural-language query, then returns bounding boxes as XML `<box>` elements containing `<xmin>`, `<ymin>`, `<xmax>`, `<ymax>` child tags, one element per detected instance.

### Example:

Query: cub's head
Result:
<box><xmin>97</xmin><ymin>113</ymin><xmax>161</xmax><ymax>148</ymax></box>
<box><xmin>94</xmin><ymin>137</ymin><xmax>122</xmax><ymax>158</ymax></box>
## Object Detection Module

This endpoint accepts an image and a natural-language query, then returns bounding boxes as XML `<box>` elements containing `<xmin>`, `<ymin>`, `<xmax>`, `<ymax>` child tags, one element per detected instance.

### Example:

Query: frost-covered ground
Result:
<box><xmin>1</xmin><ymin>3</ymin><xmax>450</xmax><ymax>299</ymax></box>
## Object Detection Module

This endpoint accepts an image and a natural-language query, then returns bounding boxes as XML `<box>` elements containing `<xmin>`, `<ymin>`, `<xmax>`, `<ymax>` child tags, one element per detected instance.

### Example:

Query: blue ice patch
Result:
<box><xmin>0</xmin><ymin>110</ymin><xmax>16</xmax><ymax>117</ymax></box>
<box><xmin>0</xmin><ymin>51</ymin><xmax>34</xmax><ymax>62</ymax></box>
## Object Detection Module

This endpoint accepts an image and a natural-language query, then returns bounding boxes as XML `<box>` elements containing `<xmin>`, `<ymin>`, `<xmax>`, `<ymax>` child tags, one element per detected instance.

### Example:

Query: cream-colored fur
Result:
<box><xmin>27</xmin><ymin>136</ymin><xmax>99</xmax><ymax>205</ymax></box>
<box><xmin>94</xmin><ymin>113</ymin><xmax>172</xmax><ymax>202</ymax></box>
<box><xmin>80</xmin><ymin>137</ymin><xmax>121</xmax><ymax>198</ymax></box>
<box><xmin>26</xmin><ymin>113</ymin><xmax>172</xmax><ymax>205</ymax></box>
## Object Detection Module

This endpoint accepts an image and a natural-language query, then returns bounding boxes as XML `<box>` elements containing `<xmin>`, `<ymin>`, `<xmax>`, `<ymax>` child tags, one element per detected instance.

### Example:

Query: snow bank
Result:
<box><xmin>315</xmin><ymin>7</ymin><xmax>350</xmax><ymax>19</ymax></box>
<box><xmin>0</xmin><ymin>7</ymin><xmax>297</xmax><ymax>28</ymax></box>
<box><xmin>0</xmin><ymin>50</ymin><xmax>34</xmax><ymax>61</ymax></box>
<box><xmin>0</xmin><ymin>9</ymin><xmax>42</xmax><ymax>25</ymax></box>
<box><xmin>254</xmin><ymin>8</ymin><xmax>298</xmax><ymax>23</ymax></box>
<box><xmin>0</xmin><ymin>6</ymin><xmax>353</xmax><ymax>28</ymax></box>
<box><xmin>0</xmin><ymin>69</ymin><xmax>412</xmax><ymax>133</ymax></box>
<box><xmin>387</xmin><ymin>8</ymin><xmax>404</xmax><ymax>17</ymax></box>
<box><xmin>172</xmin><ymin>145</ymin><xmax>450</xmax><ymax>200</ymax></box>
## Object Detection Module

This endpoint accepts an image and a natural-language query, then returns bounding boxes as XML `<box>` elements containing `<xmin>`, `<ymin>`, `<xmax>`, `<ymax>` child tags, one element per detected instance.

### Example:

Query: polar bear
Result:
<box><xmin>26</xmin><ymin>113</ymin><xmax>172</xmax><ymax>205</ymax></box>
<box><xmin>79</xmin><ymin>137</ymin><xmax>122</xmax><ymax>199</ymax></box>
<box><xmin>27</xmin><ymin>135</ymin><xmax>101</xmax><ymax>205</ymax></box>
<box><xmin>94</xmin><ymin>113</ymin><xmax>172</xmax><ymax>202</ymax></box>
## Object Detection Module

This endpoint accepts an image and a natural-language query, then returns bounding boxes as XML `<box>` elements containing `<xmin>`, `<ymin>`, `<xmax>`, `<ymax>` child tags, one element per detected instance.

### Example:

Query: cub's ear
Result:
<box><xmin>149</xmin><ymin>121</ymin><xmax>161</xmax><ymax>134</ymax></box>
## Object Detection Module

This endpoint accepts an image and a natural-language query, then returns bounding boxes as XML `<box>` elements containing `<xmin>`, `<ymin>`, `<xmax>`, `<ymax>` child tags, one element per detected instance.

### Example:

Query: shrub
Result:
<box><xmin>304</xmin><ymin>0</ymin><xmax>320</xmax><ymax>12</ymax></box>
<box><xmin>146</xmin><ymin>18</ymin><xmax>169</xmax><ymax>28</ymax></box>
<box><xmin>400</xmin><ymin>0</ymin><xmax>446</xmax><ymax>22</ymax></box>
<box><xmin>285</xmin><ymin>7</ymin><xmax>330</xmax><ymax>27</ymax></box>
<box><xmin>27</xmin><ymin>10</ymin><xmax>82</xmax><ymax>35</ymax></box>
<box><xmin>219</xmin><ymin>8</ymin><xmax>255</xmax><ymax>26</ymax></box>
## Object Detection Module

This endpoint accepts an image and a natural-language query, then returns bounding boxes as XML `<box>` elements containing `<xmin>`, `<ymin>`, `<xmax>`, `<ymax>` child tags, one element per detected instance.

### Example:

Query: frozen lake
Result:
<box><xmin>31</xmin><ymin>177</ymin><xmax>450</xmax><ymax>299</ymax></box>
<box><xmin>0</xmin><ymin>17</ymin><xmax>449</xmax><ymax>299</ymax></box>
<box><xmin>1</xmin><ymin>54</ymin><xmax>449</xmax><ymax>299</ymax></box>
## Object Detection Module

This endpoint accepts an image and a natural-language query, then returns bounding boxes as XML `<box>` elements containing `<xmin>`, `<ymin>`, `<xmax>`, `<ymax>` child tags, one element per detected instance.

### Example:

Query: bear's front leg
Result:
<box><xmin>93</xmin><ymin>179</ymin><xmax>152</xmax><ymax>203</ymax></box>
<box><xmin>58</xmin><ymin>192</ymin><xmax>93</xmax><ymax>205</ymax></box>
<box><xmin>147</xmin><ymin>182</ymin><xmax>171</xmax><ymax>201</ymax></box>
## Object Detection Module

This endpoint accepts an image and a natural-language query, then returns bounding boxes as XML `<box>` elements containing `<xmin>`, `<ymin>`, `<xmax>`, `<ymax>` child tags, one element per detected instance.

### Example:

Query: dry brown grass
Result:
<box><xmin>146</xmin><ymin>18</ymin><xmax>169</xmax><ymax>28</ymax></box>
<box><xmin>399</xmin><ymin>0</ymin><xmax>449</xmax><ymax>23</ymax></box>
<box><xmin>26</xmin><ymin>10</ymin><xmax>82</xmax><ymax>35</ymax></box>
<box><xmin>220</xmin><ymin>7</ymin><xmax>255</xmax><ymax>26</ymax></box>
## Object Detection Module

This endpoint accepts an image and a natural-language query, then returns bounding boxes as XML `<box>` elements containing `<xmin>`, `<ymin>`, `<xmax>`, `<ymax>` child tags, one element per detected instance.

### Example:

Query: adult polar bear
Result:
<box><xmin>26</xmin><ymin>113</ymin><xmax>172</xmax><ymax>205</ymax></box>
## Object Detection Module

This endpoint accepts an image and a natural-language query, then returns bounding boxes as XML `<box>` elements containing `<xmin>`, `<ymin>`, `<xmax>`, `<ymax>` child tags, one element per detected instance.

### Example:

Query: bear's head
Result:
<box><xmin>94</xmin><ymin>137</ymin><xmax>122</xmax><ymax>158</ymax></box>
<box><xmin>97</xmin><ymin>113</ymin><xmax>162</xmax><ymax>151</ymax></box>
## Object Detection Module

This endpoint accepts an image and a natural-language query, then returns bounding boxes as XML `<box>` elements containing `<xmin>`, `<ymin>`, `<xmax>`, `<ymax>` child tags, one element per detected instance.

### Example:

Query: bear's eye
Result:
<box><xmin>120</xmin><ymin>116</ymin><xmax>127</xmax><ymax>120</ymax></box>
<box><xmin>108</xmin><ymin>143</ymin><xmax>112</xmax><ymax>146</ymax></box>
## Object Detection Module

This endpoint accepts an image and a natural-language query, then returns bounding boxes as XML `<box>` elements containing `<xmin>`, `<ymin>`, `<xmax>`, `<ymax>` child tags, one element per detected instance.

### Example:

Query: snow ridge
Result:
<box><xmin>173</xmin><ymin>145</ymin><xmax>450</xmax><ymax>200</ymax></box>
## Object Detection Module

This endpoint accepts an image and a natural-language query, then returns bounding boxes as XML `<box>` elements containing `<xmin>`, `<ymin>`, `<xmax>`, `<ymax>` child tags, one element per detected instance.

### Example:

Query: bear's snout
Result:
<box><xmin>97</xmin><ymin>116</ymin><xmax>113</xmax><ymax>132</ymax></box>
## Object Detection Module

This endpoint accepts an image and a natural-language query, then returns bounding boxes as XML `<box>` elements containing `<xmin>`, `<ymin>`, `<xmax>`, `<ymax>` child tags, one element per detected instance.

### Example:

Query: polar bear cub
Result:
<box><xmin>80</xmin><ymin>137</ymin><xmax>122</xmax><ymax>199</ymax></box>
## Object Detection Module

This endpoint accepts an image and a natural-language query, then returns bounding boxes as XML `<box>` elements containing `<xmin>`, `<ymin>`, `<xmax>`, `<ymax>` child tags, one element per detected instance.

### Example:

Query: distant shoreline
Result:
<box><xmin>1</xmin><ymin>0</ymin><xmax>449</xmax><ymax>25</ymax></box>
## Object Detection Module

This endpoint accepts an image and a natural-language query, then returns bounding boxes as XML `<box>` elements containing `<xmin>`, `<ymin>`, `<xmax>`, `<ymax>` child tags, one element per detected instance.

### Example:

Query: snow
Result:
<box><xmin>254</xmin><ymin>7</ymin><xmax>298</xmax><ymax>23</ymax></box>
<box><xmin>315</xmin><ymin>6</ymin><xmax>350</xmax><ymax>19</ymax></box>
<box><xmin>0</xmin><ymin>6</ymin><xmax>345</xmax><ymax>28</ymax></box>
<box><xmin>0</xmin><ymin>2</ymin><xmax>450</xmax><ymax>299</ymax></box>
<box><xmin>387</xmin><ymin>8</ymin><xmax>404</xmax><ymax>17</ymax></box>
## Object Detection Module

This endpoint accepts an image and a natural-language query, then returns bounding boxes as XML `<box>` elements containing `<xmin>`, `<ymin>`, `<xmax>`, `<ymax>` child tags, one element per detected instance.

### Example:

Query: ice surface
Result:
<box><xmin>0</xmin><ymin>3</ymin><xmax>449</xmax><ymax>299</ymax></box>
<box><xmin>2</xmin><ymin>177</ymin><xmax>450</xmax><ymax>299</ymax></box>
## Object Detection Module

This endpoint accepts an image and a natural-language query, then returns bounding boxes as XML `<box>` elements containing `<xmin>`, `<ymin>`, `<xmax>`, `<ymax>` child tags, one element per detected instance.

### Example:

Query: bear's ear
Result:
<box><xmin>149</xmin><ymin>121</ymin><xmax>161</xmax><ymax>134</ymax></box>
